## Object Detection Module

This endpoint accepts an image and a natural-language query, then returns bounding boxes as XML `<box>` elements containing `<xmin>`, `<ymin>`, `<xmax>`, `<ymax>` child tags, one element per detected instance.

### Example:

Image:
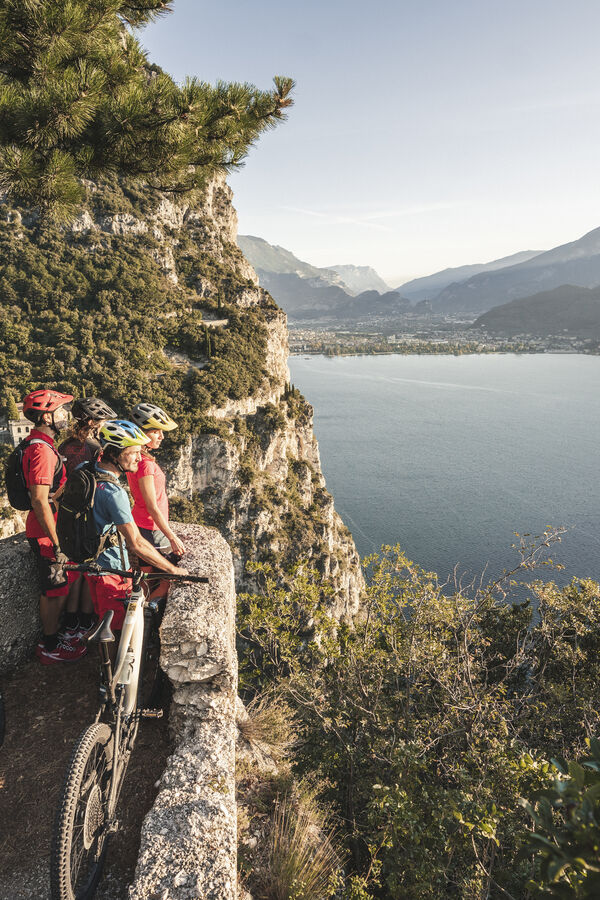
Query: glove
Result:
<box><xmin>49</xmin><ymin>547</ymin><xmax>70</xmax><ymax>587</ymax></box>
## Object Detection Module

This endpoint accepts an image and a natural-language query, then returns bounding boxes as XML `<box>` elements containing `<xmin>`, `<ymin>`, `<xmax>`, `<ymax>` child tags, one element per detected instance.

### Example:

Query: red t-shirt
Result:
<box><xmin>22</xmin><ymin>430</ymin><xmax>66</xmax><ymax>539</ymax></box>
<box><xmin>127</xmin><ymin>453</ymin><xmax>169</xmax><ymax>531</ymax></box>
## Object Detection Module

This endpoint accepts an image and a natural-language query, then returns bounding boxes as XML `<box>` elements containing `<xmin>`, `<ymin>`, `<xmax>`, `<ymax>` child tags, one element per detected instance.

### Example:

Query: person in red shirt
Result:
<box><xmin>58</xmin><ymin>397</ymin><xmax>117</xmax><ymax>641</ymax></box>
<box><xmin>127</xmin><ymin>402</ymin><xmax>185</xmax><ymax>560</ymax></box>
<box><xmin>58</xmin><ymin>397</ymin><xmax>117</xmax><ymax>476</ymax></box>
<box><xmin>21</xmin><ymin>389</ymin><xmax>86</xmax><ymax>665</ymax></box>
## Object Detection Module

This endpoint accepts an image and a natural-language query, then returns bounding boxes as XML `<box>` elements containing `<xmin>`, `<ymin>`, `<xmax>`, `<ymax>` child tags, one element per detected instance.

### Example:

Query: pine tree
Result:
<box><xmin>5</xmin><ymin>392</ymin><xmax>18</xmax><ymax>420</ymax></box>
<box><xmin>0</xmin><ymin>1</ymin><xmax>293</xmax><ymax>220</ymax></box>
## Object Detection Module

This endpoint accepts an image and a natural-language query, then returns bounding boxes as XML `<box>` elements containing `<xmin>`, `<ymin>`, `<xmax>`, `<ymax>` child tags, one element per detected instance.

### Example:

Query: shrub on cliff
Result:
<box><xmin>238</xmin><ymin>540</ymin><xmax>600</xmax><ymax>898</ymax></box>
<box><xmin>0</xmin><ymin>182</ymin><xmax>269</xmax><ymax>442</ymax></box>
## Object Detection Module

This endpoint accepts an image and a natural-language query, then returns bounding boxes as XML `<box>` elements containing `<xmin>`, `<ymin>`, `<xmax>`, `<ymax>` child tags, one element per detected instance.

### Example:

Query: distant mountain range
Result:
<box><xmin>397</xmin><ymin>250</ymin><xmax>541</xmax><ymax>302</ymax></box>
<box><xmin>474</xmin><ymin>284</ymin><xmax>600</xmax><ymax>339</ymax></box>
<box><xmin>237</xmin><ymin>235</ymin><xmax>400</xmax><ymax>319</ymax></box>
<box><xmin>239</xmin><ymin>228</ymin><xmax>600</xmax><ymax>337</ymax></box>
<box><xmin>425</xmin><ymin>226</ymin><xmax>600</xmax><ymax>315</ymax></box>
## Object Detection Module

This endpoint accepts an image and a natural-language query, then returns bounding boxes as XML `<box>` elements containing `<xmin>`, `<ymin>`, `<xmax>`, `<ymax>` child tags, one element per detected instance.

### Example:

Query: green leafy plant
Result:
<box><xmin>238</xmin><ymin>537</ymin><xmax>600</xmax><ymax>898</ymax></box>
<box><xmin>520</xmin><ymin>739</ymin><xmax>600</xmax><ymax>897</ymax></box>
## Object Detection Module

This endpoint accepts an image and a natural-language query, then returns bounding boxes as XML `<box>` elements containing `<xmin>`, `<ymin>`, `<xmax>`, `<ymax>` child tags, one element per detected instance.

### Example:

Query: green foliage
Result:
<box><xmin>4</xmin><ymin>392</ymin><xmax>18</xmax><ymax>419</ymax></box>
<box><xmin>0</xmin><ymin>180</ymin><xmax>269</xmax><ymax>445</ymax></box>
<box><xmin>238</xmin><ymin>541</ymin><xmax>600</xmax><ymax>898</ymax></box>
<box><xmin>168</xmin><ymin>493</ymin><xmax>204</xmax><ymax>525</ymax></box>
<box><xmin>521</xmin><ymin>739</ymin><xmax>600</xmax><ymax>898</ymax></box>
<box><xmin>0</xmin><ymin>0</ymin><xmax>293</xmax><ymax>219</ymax></box>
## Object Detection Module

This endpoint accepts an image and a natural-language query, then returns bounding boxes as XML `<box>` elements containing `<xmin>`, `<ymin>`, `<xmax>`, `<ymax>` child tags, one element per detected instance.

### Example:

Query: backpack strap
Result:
<box><xmin>21</xmin><ymin>437</ymin><xmax>63</xmax><ymax>499</ymax></box>
<box><xmin>94</xmin><ymin>470</ymin><xmax>128</xmax><ymax>568</ymax></box>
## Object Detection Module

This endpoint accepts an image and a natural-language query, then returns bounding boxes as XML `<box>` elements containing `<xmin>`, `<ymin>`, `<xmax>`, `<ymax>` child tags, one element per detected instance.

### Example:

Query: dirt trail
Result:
<box><xmin>0</xmin><ymin>650</ymin><xmax>171</xmax><ymax>899</ymax></box>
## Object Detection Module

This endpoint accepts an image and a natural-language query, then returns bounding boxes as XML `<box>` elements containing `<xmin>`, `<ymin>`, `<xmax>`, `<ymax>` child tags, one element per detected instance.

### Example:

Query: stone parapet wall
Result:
<box><xmin>0</xmin><ymin>533</ymin><xmax>39</xmax><ymax>672</ymax></box>
<box><xmin>129</xmin><ymin>523</ymin><xmax>239</xmax><ymax>900</ymax></box>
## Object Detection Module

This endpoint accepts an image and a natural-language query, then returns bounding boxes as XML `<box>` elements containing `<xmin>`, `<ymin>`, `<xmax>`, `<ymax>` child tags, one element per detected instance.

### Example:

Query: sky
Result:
<box><xmin>141</xmin><ymin>0</ymin><xmax>600</xmax><ymax>286</ymax></box>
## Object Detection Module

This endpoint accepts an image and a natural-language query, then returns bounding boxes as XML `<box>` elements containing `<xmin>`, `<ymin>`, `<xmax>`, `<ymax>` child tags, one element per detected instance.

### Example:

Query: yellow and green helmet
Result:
<box><xmin>99</xmin><ymin>420</ymin><xmax>150</xmax><ymax>449</ymax></box>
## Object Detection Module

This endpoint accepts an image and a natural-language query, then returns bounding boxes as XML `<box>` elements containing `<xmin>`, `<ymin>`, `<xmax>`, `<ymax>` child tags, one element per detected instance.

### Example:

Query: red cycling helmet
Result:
<box><xmin>22</xmin><ymin>389</ymin><xmax>73</xmax><ymax>422</ymax></box>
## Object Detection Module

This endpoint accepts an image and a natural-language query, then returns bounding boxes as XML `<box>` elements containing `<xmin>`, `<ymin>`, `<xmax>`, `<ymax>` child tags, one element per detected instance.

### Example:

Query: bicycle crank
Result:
<box><xmin>141</xmin><ymin>708</ymin><xmax>163</xmax><ymax>718</ymax></box>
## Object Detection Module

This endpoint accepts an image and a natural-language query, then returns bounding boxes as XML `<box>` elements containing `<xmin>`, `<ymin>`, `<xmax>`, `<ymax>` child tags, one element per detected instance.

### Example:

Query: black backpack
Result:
<box><xmin>4</xmin><ymin>436</ymin><xmax>62</xmax><ymax>511</ymax></box>
<box><xmin>56</xmin><ymin>462</ymin><xmax>122</xmax><ymax>563</ymax></box>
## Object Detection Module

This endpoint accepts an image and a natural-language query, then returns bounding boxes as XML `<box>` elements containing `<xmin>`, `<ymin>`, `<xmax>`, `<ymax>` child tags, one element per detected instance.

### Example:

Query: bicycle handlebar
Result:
<box><xmin>65</xmin><ymin>563</ymin><xmax>209</xmax><ymax>584</ymax></box>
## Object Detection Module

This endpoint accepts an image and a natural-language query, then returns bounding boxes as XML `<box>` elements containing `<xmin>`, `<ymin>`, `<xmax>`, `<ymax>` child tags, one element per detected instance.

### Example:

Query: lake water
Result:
<box><xmin>288</xmin><ymin>353</ymin><xmax>600</xmax><ymax>584</ymax></box>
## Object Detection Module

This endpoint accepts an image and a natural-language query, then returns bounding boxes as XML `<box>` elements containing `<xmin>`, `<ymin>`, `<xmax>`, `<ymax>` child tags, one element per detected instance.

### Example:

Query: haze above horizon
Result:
<box><xmin>141</xmin><ymin>0</ymin><xmax>600</xmax><ymax>285</ymax></box>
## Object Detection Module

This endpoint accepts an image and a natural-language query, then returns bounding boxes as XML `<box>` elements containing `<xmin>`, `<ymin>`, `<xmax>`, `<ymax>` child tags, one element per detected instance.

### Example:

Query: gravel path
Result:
<box><xmin>0</xmin><ymin>653</ymin><xmax>171</xmax><ymax>899</ymax></box>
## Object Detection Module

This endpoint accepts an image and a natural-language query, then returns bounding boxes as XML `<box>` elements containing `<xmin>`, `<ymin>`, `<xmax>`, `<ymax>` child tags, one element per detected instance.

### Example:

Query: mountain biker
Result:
<box><xmin>59</xmin><ymin>397</ymin><xmax>117</xmax><ymax>475</ymax></box>
<box><xmin>87</xmin><ymin>420</ymin><xmax>187</xmax><ymax>631</ymax></box>
<box><xmin>127</xmin><ymin>402</ymin><xmax>185</xmax><ymax>560</ymax></box>
<box><xmin>58</xmin><ymin>397</ymin><xmax>117</xmax><ymax>642</ymax></box>
<box><xmin>21</xmin><ymin>388</ymin><xmax>87</xmax><ymax>665</ymax></box>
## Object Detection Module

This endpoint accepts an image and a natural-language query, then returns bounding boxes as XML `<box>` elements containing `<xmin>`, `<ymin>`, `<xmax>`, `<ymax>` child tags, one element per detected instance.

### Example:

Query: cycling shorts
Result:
<box><xmin>28</xmin><ymin>537</ymin><xmax>77</xmax><ymax>598</ymax></box>
<box><xmin>139</xmin><ymin>526</ymin><xmax>171</xmax><ymax>555</ymax></box>
<box><xmin>84</xmin><ymin>572</ymin><xmax>130</xmax><ymax>631</ymax></box>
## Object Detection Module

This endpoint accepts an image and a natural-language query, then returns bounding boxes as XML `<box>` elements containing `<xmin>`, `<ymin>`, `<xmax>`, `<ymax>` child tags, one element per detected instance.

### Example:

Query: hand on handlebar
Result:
<box><xmin>171</xmin><ymin>565</ymin><xmax>189</xmax><ymax>576</ymax></box>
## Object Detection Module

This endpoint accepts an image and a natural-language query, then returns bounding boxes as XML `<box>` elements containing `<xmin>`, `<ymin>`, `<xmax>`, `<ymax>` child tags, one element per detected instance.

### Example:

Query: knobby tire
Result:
<box><xmin>51</xmin><ymin>723</ymin><xmax>113</xmax><ymax>900</ymax></box>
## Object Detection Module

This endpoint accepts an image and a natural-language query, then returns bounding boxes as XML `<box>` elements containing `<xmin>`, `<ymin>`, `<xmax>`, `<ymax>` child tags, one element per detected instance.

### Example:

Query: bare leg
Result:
<box><xmin>39</xmin><ymin>594</ymin><xmax>65</xmax><ymax>636</ymax></box>
<box><xmin>80</xmin><ymin>576</ymin><xmax>94</xmax><ymax>614</ymax></box>
<box><xmin>64</xmin><ymin>574</ymin><xmax>82</xmax><ymax>613</ymax></box>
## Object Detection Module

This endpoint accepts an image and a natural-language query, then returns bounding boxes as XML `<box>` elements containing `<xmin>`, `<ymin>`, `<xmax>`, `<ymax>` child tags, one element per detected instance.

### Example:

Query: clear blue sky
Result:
<box><xmin>141</xmin><ymin>0</ymin><xmax>600</xmax><ymax>285</ymax></box>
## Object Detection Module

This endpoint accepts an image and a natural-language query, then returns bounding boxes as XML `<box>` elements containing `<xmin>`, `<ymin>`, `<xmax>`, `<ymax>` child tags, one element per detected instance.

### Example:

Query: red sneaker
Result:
<box><xmin>62</xmin><ymin>621</ymin><xmax>96</xmax><ymax>643</ymax></box>
<box><xmin>36</xmin><ymin>639</ymin><xmax>87</xmax><ymax>665</ymax></box>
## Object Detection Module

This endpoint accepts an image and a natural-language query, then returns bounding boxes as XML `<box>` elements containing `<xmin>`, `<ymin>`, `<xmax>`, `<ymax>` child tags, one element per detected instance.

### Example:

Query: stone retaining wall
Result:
<box><xmin>129</xmin><ymin>523</ymin><xmax>239</xmax><ymax>900</ymax></box>
<box><xmin>0</xmin><ymin>533</ymin><xmax>40</xmax><ymax>672</ymax></box>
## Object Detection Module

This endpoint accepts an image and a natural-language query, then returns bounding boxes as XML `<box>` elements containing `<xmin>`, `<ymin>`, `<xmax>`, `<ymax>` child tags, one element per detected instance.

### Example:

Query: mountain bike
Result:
<box><xmin>50</xmin><ymin>564</ymin><xmax>208</xmax><ymax>900</ymax></box>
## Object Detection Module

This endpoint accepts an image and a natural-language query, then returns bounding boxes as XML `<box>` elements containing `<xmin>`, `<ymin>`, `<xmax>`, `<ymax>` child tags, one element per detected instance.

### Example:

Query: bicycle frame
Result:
<box><xmin>52</xmin><ymin>564</ymin><xmax>209</xmax><ymax>900</ymax></box>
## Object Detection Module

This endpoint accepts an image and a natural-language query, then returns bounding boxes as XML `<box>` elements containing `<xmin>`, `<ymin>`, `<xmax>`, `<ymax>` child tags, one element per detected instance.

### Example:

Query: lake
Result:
<box><xmin>288</xmin><ymin>353</ymin><xmax>600</xmax><ymax>585</ymax></box>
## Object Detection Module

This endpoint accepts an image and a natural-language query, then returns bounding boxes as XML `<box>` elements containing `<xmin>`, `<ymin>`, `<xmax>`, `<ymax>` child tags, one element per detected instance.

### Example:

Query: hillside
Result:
<box><xmin>237</xmin><ymin>234</ymin><xmax>398</xmax><ymax>319</ymax></box>
<box><xmin>429</xmin><ymin>225</ymin><xmax>600</xmax><ymax>315</ymax></box>
<box><xmin>474</xmin><ymin>284</ymin><xmax>600</xmax><ymax>338</ymax></box>
<box><xmin>237</xmin><ymin>234</ymin><xmax>342</xmax><ymax>284</ymax></box>
<box><xmin>0</xmin><ymin>176</ymin><xmax>363</xmax><ymax>615</ymax></box>
<box><xmin>398</xmin><ymin>249</ymin><xmax>541</xmax><ymax>302</ymax></box>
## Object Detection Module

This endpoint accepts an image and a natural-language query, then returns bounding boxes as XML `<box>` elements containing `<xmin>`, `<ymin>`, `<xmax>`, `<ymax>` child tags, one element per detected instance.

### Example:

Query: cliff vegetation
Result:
<box><xmin>238</xmin><ymin>538</ymin><xmax>600</xmax><ymax>899</ymax></box>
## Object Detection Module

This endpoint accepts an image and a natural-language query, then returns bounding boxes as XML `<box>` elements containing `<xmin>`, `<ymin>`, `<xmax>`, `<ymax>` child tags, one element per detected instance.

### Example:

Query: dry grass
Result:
<box><xmin>266</xmin><ymin>793</ymin><xmax>342</xmax><ymax>900</ymax></box>
<box><xmin>238</xmin><ymin>693</ymin><xmax>297</xmax><ymax>764</ymax></box>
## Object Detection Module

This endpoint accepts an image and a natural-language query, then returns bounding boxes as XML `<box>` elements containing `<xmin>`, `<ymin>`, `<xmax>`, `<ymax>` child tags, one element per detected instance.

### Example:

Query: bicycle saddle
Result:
<box><xmin>85</xmin><ymin>610</ymin><xmax>116</xmax><ymax>643</ymax></box>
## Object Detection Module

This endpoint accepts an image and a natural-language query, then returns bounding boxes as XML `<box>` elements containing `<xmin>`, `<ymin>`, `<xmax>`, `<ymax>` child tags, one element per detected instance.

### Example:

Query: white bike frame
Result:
<box><xmin>111</xmin><ymin>583</ymin><xmax>146</xmax><ymax>716</ymax></box>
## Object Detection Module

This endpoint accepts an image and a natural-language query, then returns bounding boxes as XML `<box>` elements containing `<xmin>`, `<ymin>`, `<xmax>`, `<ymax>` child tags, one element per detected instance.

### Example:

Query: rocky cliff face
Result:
<box><xmin>1</xmin><ymin>174</ymin><xmax>363</xmax><ymax>618</ymax></box>
<box><xmin>156</xmin><ymin>177</ymin><xmax>363</xmax><ymax>618</ymax></box>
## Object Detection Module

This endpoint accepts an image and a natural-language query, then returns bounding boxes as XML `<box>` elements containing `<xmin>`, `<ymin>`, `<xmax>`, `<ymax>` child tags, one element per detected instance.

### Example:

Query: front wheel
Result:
<box><xmin>51</xmin><ymin>723</ymin><xmax>114</xmax><ymax>900</ymax></box>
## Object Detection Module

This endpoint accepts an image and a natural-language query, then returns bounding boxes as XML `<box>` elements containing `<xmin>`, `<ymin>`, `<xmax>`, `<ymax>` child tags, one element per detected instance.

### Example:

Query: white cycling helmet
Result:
<box><xmin>130</xmin><ymin>402</ymin><xmax>177</xmax><ymax>432</ymax></box>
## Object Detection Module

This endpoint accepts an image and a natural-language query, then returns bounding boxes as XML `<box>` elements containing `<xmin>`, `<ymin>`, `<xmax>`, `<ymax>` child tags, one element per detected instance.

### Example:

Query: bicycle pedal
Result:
<box><xmin>106</xmin><ymin>819</ymin><xmax>120</xmax><ymax>834</ymax></box>
<box><xmin>141</xmin><ymin>708</ymin><xmax>163</xmax><ymax>718</ymax></box>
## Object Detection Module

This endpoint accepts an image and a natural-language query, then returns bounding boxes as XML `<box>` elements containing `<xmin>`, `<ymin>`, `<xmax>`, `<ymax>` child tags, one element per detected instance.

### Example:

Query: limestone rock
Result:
<box><xmin>0</xmin><ymin>534</ymin><xmax>39</xmax><ymax>672</ymax></box>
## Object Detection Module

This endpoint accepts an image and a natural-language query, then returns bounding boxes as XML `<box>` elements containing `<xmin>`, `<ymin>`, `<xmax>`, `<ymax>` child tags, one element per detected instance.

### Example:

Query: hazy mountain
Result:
<box><xmin>430</xmin><ymin>226</ymin><xmax>600</xmax><ymax>315</ymax></box>
<box><xmin>397</xmin><ymin>250</ymin><xmax>542</xmax><ymax>302</ymax></box>
<box><xmin>238</xmin><ymin>234</ymin><xmax>401</xmax><ymax>319</ymax></box>
<box><xmin>474</xmin><ymin>284</ymin><xmax>600</xmax><ymax>338</ymax></box>
<box><xmin>237</xmin><ymin>235</ymin><xmax>343</xmax><ymax>285</ymax></box>
<box><xmin>254</xmin><ymin>270</ymin><xmax>353</xmax><ymax>317</ymax></box>
<box><xmin>329</xmin><ymin>264</ymin><xmax>389</xmax><ymax>295</ymax></box>
<box><xmin>330</xmin><ymin>290</ymin><xmax>411</xmax><ymax>320</ymax></box>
